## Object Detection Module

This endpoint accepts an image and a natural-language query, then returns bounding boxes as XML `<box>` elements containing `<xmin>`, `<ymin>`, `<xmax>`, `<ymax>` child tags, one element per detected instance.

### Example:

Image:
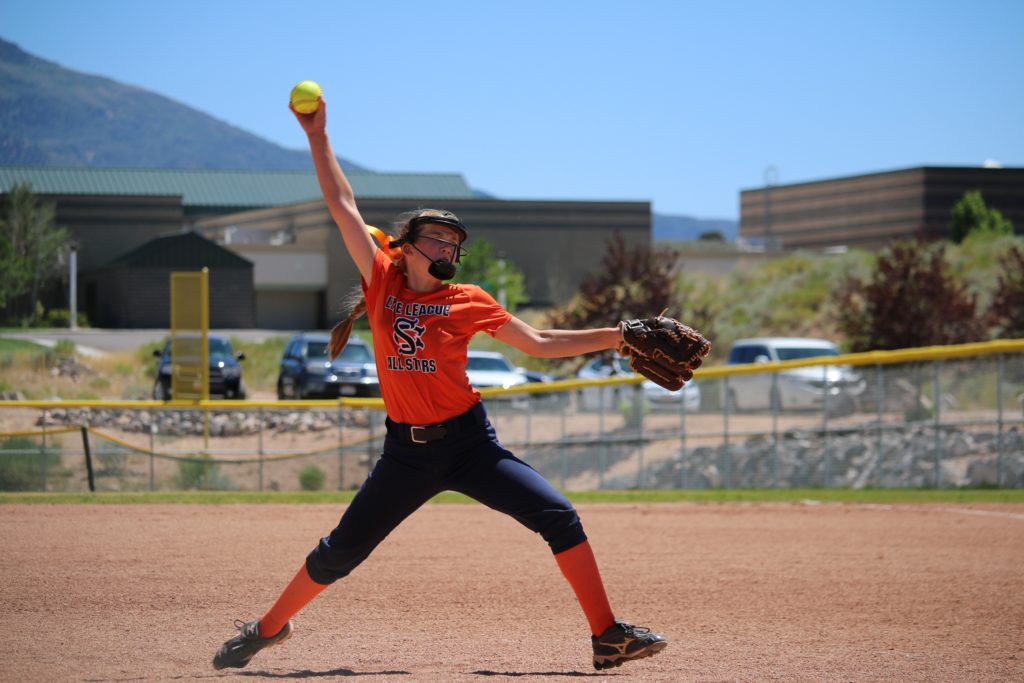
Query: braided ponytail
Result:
<box><xmin>327</xmin><ymin>288</ymin><xmax>368</xmax><ymax>360</ymax></box>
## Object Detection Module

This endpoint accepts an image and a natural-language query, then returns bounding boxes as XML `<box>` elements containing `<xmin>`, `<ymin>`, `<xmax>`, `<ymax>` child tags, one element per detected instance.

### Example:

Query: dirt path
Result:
<box><xmin>2</xmin><ymin>502</ymin><xmax>1023</xmax><ymax>682</ymax></box>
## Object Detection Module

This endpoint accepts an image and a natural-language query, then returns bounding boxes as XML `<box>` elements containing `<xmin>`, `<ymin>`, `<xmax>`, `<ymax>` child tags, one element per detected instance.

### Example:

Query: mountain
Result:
<box><xmin>0</xmin><ymin>38</ymin><xmax>741</xmax><ymax>232</ymax></box>
<box><xmin>653</xmin><ymin>213</ymin><xmax>738</xmax><ymax>242</ymax></box>
<box><xmin>0</xmin><ymin>38</ymin><xmax>367</xmax><ymax>172</ymax></box>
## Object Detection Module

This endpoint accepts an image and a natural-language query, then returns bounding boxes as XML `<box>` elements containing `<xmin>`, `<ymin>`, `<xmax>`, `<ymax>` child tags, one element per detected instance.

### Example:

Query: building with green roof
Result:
<box><xmin>0</xmin><ymin>166</ymin><xmax>476</xmax><ymax>215</ymax></box>
<box><xmin>0</xmin><ymin>165</ymin><xmax>477</xmax><ymax>276</ymax></box>
<box><xmin>1</xmin><ymin>165</ymin><xmax>651</xmax><ymax>328</ymax></box>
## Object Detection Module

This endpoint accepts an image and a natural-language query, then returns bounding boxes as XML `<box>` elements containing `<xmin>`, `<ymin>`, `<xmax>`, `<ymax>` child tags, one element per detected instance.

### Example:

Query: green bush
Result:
<box><xmin>176</xmin><ymin>453</ymin><xmax>232</xmax><ymax>490</ymax></box>
<box><xmin>95</xmin><ymin>443</ymin><xmax>127</xmax><ymax>476</ymax></box>
<box><xmin>904</xmin><ymin>405</ymin><xmax>934</xmax><ymax>423</ymax></box>
<box><xmin>138</xmin><ymin>340</ymin><xmax>165</xmax><ymax>379</ymax></box>
<box><xmin>299</xmin><ymin>465</ymin><xmax>326</xmax><ymax>491</ymax></box>
<box><xmin>113</xmin><ymin>362</ymin><xmax>134</xmax><ymax>377</ymax></box>
<box><xmin>54</xmin><ymin>339</ymin><xmax>76</xmax><ymax>356</ymax></box>
<box><xmin>89</xmin><ymin>377</ymin><xmax>111</xmax><ymax>392</ymax></box>
<box><xmin>30</xmin><ymin>348</ymin><xmax>56</xmax><ymax>370</ymax></box>
<box><xmin>0</xmin><ymin>437</ymin><xmax>62</xmax><ymax>491</ymax></box>
<box><xmin>619</xmin><ymin>388</ymin><xmax>649</xmax><ymax>429</ymax></box>
<box><xmin>228</xmin><ymin>335</ymin><xmax>289</xmax><ymax>391</ymax></box>
<box><xmin>44</xmin><ymin>309</ymin><xmax>89</xmax><ymax>328</ymax></box>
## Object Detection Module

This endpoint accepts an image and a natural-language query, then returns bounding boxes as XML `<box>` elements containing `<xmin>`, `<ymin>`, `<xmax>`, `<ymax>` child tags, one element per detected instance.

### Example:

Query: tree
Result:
<box><xmin>832</xmin><ymin>240</ymin><xmax>984</xmax><ymax>352</ymax></box>
<box><xmin>452</xmin><ymin>238</ymin><xmax>527</xmax><ymax>313</ymax></box>
<box><xmin>672</xmin><ymin>274</ymin><xmax>720</xmax><ymax>351</ymax></box>
<box><xmin>987</xmin><ymin>243</ymin><xmax>1024</xmax><ymax>338</ymax></box>
<box><xmin>0</xmin><ymin>183</ymin><xmax>71</xmax><ymax>323</ymax></box>
<box><xmin>546</xmin><ymin>233</ymin><xmax>679</xmax><ymax>355</ymax></box>
<box><xmin>949</xmin><ymin>191</ymin><xmax>1014</xmax><ymax>244</ymax></box>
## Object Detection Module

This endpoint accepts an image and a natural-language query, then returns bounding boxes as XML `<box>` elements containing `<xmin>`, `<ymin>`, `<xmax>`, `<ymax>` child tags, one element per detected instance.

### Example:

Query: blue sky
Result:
<box><xmin>2</xmin><ymin>0</ymin><xmax>1022</xmax><ymax>220</ymax></box>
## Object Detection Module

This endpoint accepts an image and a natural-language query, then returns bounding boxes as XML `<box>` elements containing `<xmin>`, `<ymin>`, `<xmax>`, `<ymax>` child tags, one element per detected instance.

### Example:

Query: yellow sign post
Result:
<box><xmin>170</xmin><ymin>268</ymin><xmax>210</xmax><ymax>448</ymax></box>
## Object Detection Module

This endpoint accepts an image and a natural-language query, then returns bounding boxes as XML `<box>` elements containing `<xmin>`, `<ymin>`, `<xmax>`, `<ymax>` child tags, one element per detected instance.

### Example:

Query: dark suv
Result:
<box><xmin>277</xmin><ymin>332</ymin><xmax>379</xmax><ymax>399</ymax></box>
<box><xmin>152</xmin><ymin>335</ymin><xmax>246</xmax><ymax>400</ymax></box>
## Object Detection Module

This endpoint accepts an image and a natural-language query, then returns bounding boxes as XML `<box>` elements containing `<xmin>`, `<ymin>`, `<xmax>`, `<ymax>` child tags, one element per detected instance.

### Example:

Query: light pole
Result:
<box><xmin>68</xmin><ymin>245</ymin><xmax>78</xmax><ymax>330</ymax></box>
<box><xmin>497</xmin><ymin>251</ymin><xmax>507</xmax><ymax>309</ymax></box>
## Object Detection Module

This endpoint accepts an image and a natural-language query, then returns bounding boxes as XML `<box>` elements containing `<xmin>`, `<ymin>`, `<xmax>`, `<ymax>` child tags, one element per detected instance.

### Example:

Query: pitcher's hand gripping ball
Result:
<box><xmin>290</xmin><ymin>80</ymin><xmax>322</xmax><ymax>114</ymax></box>
<box><xmin>618</xmin><ymin>315</ymin><xmax>712</xmax><ymax>391</ymax></box>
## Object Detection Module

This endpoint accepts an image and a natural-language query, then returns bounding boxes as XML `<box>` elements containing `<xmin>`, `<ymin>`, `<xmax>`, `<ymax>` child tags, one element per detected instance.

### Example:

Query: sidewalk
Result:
<box><xmin>0</xmin><ymin>329</ymin><xmax>295</xmax><ymax>354</ymax></box>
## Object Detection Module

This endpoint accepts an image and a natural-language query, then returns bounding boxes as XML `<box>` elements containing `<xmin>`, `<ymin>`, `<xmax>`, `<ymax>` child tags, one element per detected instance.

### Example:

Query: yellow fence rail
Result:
<box><xmin>1</xmin><ymin>338</ymin><xmax>1022</xmax><ymax>492</ymax></box>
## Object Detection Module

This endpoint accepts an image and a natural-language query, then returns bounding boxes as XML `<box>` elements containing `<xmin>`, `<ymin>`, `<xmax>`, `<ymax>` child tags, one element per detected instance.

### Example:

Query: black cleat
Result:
<box><xmin>212</xmin><ymin>619</ymin><xmax>292</xmax><ymax>670</ymax></box>
<box><xmin>591</xmin><ymin>619</ymin><xmax>667</xmax><ymax>670</ymax></box>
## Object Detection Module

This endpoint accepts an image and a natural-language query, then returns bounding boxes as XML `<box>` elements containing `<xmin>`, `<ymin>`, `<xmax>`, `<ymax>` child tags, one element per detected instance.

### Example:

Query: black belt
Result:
<box><xmin>385</xmin><ymin>402</ymin><xmax>485</xmax><ymax>445</ymax></box>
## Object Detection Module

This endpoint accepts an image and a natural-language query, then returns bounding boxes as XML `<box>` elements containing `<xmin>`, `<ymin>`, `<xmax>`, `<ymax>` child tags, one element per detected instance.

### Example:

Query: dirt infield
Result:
<box><xmin>2</xmin><ymin>502</ymin><xmax>1023</xmax><ymax>682</ymax></box>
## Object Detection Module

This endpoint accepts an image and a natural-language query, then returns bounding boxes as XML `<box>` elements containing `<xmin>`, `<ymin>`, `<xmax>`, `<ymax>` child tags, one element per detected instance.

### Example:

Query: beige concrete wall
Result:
<box><xmin>197</xmin><ymin>198</ymin><xmax>652</xmax><ymax>323</ymax></box>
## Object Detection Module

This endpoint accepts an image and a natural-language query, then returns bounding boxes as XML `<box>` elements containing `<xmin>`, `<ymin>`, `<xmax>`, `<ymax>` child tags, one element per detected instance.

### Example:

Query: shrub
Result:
<box><xmin>0</xmin><ymin>437</ymin><xmax>61</xmax><ymax>491</ymax></box>
<box><xmin>96</xmin><ymin>449</ymin><xmax>127</xmax><ymax>475</ymax></box>
<box><xmin>138</xmin><ymin>340</ymin><xmax>165</xmax><ymax>379</ymax></box>
<box><xmin>228</xmin><ymin>335</ymin><xmax>288</xmax><ymax>390</ymax></box>
<box><xmin>299</xmin><ymin>465</ymin><xmax>326</xmax><ymax>491</ymax></box>
<box><xmin>833</xmin><ymin>240</ymin><xmax>984</xmax><ymax>352</ymax></box>
<box><xmin>89</xmin><ymin>377</ymin><xmax>111</xmax><ymax>392</ymax></box>
<box><xmin>987</xmin><ymin>243</ymin><xmax>1024</xmax><ymax>338</ymax></box>
<box><xmin>452</xmin><ymin>238</ymin><xmax>527</xmax><ymax>313</ymax></box>
<box><xmin>546</xmin><ymin>233</ymin><xmax>678</xmax><ymax>369</ymax></box>
<box><xmin>30</xmin><ymin>348</ymin><xmax>56</xmax><ymax>370</ymax></box>
<box><xmin>619</xmin><ymin>390</ymin><xmax>649</xmax><ymax>430</ymax></box>
<box><xmin>53</xmin><ymin>339</ymin><xmax>76</xmax><ymax>356</ymax></box>
<box><xmin>950</xmin><ymin>191</ymin><xmax>1013</xmax><ymax>244</ymax></box>
<box><xmin>176</xmin><ymin>453</ymin><xmax>231</xmax><ymax>490</ymax></box>
<box><xmin>44</xmin><ymin>309</ymin><xmax>89</xmax><ymax>328</ymax></box>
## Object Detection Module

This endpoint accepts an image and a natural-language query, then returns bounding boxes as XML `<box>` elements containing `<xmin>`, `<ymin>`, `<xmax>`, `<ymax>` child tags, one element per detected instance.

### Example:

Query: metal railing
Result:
<box><xmin>1</xmin><ymin>340</ymin><xmax>1022</xmax><ymax>492</ymax></box>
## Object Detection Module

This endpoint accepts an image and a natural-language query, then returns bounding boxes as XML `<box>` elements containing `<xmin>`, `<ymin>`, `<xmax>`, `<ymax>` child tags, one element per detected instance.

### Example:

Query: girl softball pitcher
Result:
<box><xmin>212</xmin><ymin>94</ymin><xmax>667</xmax><ymax>672</ymax></box>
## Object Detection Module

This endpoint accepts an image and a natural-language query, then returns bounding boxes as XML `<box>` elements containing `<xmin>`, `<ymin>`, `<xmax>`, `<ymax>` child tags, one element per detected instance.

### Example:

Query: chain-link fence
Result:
<box><xmin>2</xmin><ymin>341</ymin><xmax>1022</xmax><ymax>492</ymax></box>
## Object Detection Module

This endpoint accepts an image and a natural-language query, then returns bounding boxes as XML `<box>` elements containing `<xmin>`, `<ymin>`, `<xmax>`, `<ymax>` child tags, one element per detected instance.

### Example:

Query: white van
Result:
<box><xmin>725</xmin><ymin>337</ymin><xmax>865</xmax><ymax>412</ymax></box>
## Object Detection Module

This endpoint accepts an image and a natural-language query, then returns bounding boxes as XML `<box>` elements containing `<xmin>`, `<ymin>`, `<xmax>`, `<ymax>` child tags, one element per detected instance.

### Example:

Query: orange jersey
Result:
<box><xmin>362</xmin><ymin>249</ymin><xmax>512</xmax><ymax>424</ymax></box>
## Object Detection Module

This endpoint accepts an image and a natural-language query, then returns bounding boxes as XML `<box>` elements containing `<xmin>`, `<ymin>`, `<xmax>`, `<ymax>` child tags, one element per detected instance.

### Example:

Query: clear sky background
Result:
<box><xmin>2</xmin><ymin>0</ymin><xmax>1022</xmax><ymax>220</ymax></box>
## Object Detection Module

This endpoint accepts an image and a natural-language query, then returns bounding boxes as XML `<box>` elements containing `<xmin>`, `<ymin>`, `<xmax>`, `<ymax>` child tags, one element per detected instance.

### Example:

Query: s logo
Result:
<box><xmin>393</xmin><ymin>317</ymin><xmax>426</xmax><ymax>355</ymax></box>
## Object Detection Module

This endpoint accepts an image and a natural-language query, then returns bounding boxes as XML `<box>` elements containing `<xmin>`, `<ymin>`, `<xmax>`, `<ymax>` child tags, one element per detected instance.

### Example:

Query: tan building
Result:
<box><xmin>195</xmin><ymin>197</ymin><xmax>650</xmax><ymax>329</ymax></box>
<box><xmin>740</xmin><ymin>166</ymin><xmax>1024</xmax><ymax>251</ymax></box>
<box><xmin>1</xmin><ymin>166</ymin><xmax>650</xmax><ymax>329</ymax></box>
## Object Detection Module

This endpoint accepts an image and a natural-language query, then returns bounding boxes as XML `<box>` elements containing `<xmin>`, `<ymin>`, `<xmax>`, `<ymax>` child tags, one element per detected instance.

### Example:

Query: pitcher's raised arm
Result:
<box><xmin>290</xmin><ymin>97</ymin><xmax>376</xmax><ymax>284</ymax></box>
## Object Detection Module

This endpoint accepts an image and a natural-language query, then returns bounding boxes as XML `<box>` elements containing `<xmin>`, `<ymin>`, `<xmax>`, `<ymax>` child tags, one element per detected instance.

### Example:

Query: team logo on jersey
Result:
<box><xmin>393</xmin><ymin>317</ymin><xmax>426</xmax><ymax>356</ymax></box>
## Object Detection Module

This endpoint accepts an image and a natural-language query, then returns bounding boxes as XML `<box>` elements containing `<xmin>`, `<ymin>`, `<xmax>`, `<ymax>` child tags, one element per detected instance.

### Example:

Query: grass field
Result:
<box><xmin>2</xmin><ymin>488</ymin><xmax>1023</xmax><ymax>505</ymax></box>
<box><xmin>0</xmin><ymin>338</ymin><xmax>45</xmax><ymax>352</ymax></box>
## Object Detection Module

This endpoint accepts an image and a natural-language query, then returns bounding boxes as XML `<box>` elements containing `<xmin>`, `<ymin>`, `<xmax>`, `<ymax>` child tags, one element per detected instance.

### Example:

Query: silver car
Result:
<box><xmin>465</xmin><ymin>350</ymin><xmax>532</xmax><ymax>406</ymax></box>
<box><xmin>576</xmin><ymin>356</ymin><xmax>701</xmax><ymax>412</ymax></box>
<box><xmin>465</xmin><ymin>350</ymin><xmax>529</xmax><ymax>389</ymax></box>
<box><xmin>725</xmin><ymin>337</ymin><xmax>865</xmax><ymax>412</ymax></box>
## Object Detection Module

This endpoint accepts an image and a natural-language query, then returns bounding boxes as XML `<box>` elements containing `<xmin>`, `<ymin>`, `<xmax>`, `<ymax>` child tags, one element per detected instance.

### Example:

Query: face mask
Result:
<box><xmin>410</xmin><ymin>242</ymin><xmax>457</xmax><ymax>280</ymax></box>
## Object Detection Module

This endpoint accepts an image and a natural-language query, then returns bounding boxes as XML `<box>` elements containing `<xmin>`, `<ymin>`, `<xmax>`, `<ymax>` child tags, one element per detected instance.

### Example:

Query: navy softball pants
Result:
<box><xmin>305</xmin><ymin>401</ymin><xmax>587</xmax><ymax>585</ymax></box>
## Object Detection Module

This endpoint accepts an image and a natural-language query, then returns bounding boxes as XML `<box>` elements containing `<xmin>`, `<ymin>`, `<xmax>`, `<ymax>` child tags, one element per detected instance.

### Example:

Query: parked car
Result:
<box><xmin>277</xmin><ymin>332</ymin><xmax>379</xmax><ymax>399</ymax></box>
<box><xmin>152</xmin><ymin>335</ymin><xmax>246</xmax><ymax>400</ymax></box>
<box><xmin>518</xmin><ymin>368</ymin><xmax>556</xmax><ymax>385</ymax></box>
<box><xmin>465</xmin><ymin>350</ymin><xmax>529</xmax><ymax>394</ymax></box>
<box><xmin>576</xmin><ymin>355</ymin><xmax>701</xmax><ymax>411</ymax></box>
<box><xmin>725</xmin><ymin>337</ymin><xmax>865</xmax><ymax>412</ymax></box>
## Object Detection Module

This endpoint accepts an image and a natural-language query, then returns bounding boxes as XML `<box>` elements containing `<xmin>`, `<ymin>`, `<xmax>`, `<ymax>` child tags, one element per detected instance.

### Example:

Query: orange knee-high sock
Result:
<box><xmin>258</xmin><ymin>563</ymin><xmax>328</xmax><ymax>638</ymax></box>
<box><xmin>554</xmin><ymin>540</ymin><xmax>615</xmax><ymax>637</ymax></box>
